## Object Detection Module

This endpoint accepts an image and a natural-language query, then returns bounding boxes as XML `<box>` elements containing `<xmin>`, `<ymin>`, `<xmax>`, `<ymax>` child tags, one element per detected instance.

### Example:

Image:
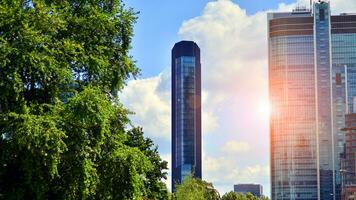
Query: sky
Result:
<box><xmin>120</xmin><ymin>0</ymin><xmax>356</xmax><ymax>197</ymax></box>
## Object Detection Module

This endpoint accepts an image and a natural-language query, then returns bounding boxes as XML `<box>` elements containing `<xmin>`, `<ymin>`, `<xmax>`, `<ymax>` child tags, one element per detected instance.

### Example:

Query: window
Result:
<box><xmin>320</xmin><ymin>9</ymin><xmax>325</xmax><ymax>21</ymax></box>
<box><xmin>336</xmin><ymin>73</ymin><xmax>342</xmax><ymax>85</ymax></box>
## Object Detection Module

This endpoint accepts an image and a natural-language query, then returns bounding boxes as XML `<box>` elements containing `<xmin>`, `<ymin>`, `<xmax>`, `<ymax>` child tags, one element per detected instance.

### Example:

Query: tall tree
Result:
<box><xmin>0</xmin><ymin>0</ymin><xmax>168</xmax><ymax>199</ymax></box>
<box><xmin>124</xmin><ymin>127</ymin><xmax>170</xmax><ymax>200</ymax></box>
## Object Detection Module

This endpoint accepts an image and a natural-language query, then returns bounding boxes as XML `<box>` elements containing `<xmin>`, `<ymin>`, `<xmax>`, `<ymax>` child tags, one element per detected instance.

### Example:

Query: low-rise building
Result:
<box><xmin>234</xmin><ymin>184</ymin><xmax>263</xmax><ymax>197</ymax></box>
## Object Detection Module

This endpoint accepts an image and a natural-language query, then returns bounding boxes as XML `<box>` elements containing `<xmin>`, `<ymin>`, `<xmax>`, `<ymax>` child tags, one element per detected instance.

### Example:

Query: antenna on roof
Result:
<box><xmin>292</xmin><ymin>3</ymin><xmax>309</xmax><ymax>13</ymax></box>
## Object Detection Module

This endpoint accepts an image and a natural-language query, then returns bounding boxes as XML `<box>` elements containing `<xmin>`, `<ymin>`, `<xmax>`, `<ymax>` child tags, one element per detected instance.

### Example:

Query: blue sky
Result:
<box><xmin>120</xmin><ymin>0</ymin><xmax>356</xmax><ymax>197</ymax></box>
<box><xmin>126</xmin><ymin>0</ymin><xmax>295</xmax><ymax>77</ymax></box>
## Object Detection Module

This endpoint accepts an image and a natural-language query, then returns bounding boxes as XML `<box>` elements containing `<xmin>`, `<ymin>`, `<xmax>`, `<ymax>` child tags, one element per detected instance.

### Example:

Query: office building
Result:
<box><xmin>234</xmin><ymin>184</ymin><xmax>263</xmax><ymax>197</ymax></box>
<box><xmin>171</xmin><ymin>41</ymin><xmax>202</xmax><ymax>190</ymax></box>
<box><xmin>268</xmin><ymin>0</ymin><xmax>356</xmax><ymax>199</ymax></box>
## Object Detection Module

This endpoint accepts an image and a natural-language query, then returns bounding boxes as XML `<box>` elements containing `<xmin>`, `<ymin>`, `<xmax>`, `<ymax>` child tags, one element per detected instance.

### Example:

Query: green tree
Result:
<box><xmin>221</xmin><ymin>191</ymin><xmax>270</xmax><ymax>200</ymax></box>
<box><xmin>174</xmin><ymin>177</ymin><xmax>220</xmax><ymax>200</ymax></box>
<box><xmin>0</xmin><ymin>0</ymin><xmax>168</xmax><ymax>199</ymax></box>
<box><xmin>124</xmin><ymin>127</ymin><xmax>170</xmax><ymax>200</ymax></box>
<box><xmin>221</xmin><ymin>191</ymin><xmax>241</xmax><ymax>200</ymax></box>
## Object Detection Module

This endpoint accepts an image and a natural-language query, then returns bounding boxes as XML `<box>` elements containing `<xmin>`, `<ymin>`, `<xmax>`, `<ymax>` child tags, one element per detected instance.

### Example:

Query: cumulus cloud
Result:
<box><xmin>331</xmin><ymin>0</ymin><xmax>356</xmax><ymax>14</ymax></box>
<box><xmin>179</xmin><ymin>0</ymin><xmax>268</xmax><ymax>94</ymax></box>
<box><xmin>120</xmin><ymin>69</ymin><xmax>219</xmax><ymax>140</ymax></box>
<box><xmin>202</xmin><ymin>91</ymin><xmax>220</xmax><ymax>134</ymax></box>
<box><xmin>204</xmin><ymin>155</ymin><xmax>270</xmax><ymax>194</ymax></box>
<box><xmin>121</xmin><ymin>72</ymin><xmax>171</xmax><ymax>140</ymax></box>
<box><xmin>222</xmin><ymin>140</ymin><xmax>252</xmax><ymax>153</ymax></box>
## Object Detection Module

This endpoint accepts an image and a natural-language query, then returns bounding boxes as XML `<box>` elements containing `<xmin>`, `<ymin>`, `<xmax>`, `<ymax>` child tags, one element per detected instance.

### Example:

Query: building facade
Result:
<box><xmin>268</xmin><ymin>1</ymin><xmax>356</xmax><ymax>199</ymax></box>
<box><xmin>171</xmin><ymin>41</ymin><xmax>202</xmax><ymax>190</ymax></box>
<box><xmin>341</xmin><ymin>113</ymin><xmax>356</xmax><ymax>193</ymax></box>
<box><xmin>234</xmin><ymin>184</ymin><xmax>263</xmax><ymax>197</ymax></box>
<box><xmin>341</xmin><ymin>185</ymin><xmax>356</xmax><ymax>200</ymax></box>
<box><xmin>342</xmin><ymin>113</ymin><xmax>356</xmax><ymax>185</ymax></box>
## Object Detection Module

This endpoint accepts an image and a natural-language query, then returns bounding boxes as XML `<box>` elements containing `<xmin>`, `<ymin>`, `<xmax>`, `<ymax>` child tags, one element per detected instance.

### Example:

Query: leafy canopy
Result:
<box><xmin>0</xmin><ymin>0</ymin><xmax>168</xmax><ymax>199</ymax></box>
<box><xmin>174</xmin><ymin>177</ymin><xmax>220</xmax><ymax>200</ymax></box>
<box><xmin>221</xmin><ymin>191</ymin><xmax>270</xmax><ymax>200</ymax></box>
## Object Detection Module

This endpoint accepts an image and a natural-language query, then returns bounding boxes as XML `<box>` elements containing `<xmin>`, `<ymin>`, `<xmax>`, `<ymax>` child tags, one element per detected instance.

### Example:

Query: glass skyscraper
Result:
<box><xmin>268</xmin><ymin>1</ymin><xmax>356</xmax><ymax>199</ymax></box>
<box><xmin>171</xmin><ymin>41</ymin><xmax>202</xmax><ymax>190</ymax></box>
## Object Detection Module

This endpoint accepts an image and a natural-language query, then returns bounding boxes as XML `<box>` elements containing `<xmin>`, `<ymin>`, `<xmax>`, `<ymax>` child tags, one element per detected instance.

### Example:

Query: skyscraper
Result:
<box><xmin>171</xmin><ymin>41</ymin><xmax>202</xmax><ymax>190</ymax></box>
<box><xmin>268</xmin><ymin>1</ymin><xmax>356</xmax><ymax>199</ymax></box>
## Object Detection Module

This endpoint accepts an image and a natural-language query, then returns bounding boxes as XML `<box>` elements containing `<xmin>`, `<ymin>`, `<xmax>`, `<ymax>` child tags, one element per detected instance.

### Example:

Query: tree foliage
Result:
<box><xmin>173</xmin><ymin>178</ymin><xmax>270</xmax><ymax>200</ymax></box>
<box><xmin>174</xmin><ymin>177</ymin><xmax>220</xmax><ymax>200</ymax></box>
<box><xmin>221</xmin><ymin>191</ymin><xmax>269</xmax><ymax>200</ymax></box>
<box><xmin>0</xmin><ymin>0</ymin><xmax>168</xmax><ymax>199</ymax></box>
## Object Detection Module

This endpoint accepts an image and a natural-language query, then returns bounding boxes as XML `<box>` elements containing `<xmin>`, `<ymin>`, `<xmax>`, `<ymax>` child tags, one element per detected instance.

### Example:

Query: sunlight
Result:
<box><xmin>258</xmin><ymin>100</ymin><xmax>271</xmax><ymax>119</ymax></box>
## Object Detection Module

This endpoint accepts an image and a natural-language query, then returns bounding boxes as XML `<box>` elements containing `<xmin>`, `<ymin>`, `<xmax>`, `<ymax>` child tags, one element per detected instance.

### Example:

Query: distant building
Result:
<box><xmin>234</xmin><ymin>184</ymin><xmax>263</xmax><ymax>197</ymax></box>
<box><xmin>171</xmin><ymin>41</ymin><xmax>202</xmax><ymax>191</ymax></box>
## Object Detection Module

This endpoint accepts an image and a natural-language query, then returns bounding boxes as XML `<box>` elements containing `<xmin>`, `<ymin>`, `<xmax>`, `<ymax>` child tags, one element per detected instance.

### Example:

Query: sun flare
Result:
<box><xmin>258</xmin><ymin>100</ymin><xmax>271</xmax><ymax>119</ymax></box>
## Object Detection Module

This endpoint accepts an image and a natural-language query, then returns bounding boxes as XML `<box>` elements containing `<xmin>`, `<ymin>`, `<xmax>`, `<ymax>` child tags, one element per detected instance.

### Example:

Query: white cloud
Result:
<box><xmin>121</xmin><ymin>70</ymin><xmax>219</xmax><ymax>140</ymax></box>
<box><xmin>203</xmin><ymin>155</ymin><xmax>270</xmax><ymax>195</ymax></box>
<box><xmin>228</xmin><ymin>165</ymin><xmax>270</xmax><ymax>183</ymax></box>
<box><xmin>332</xmin><ymin>0</ymin><xmax>356</xmax><ymax>14</ymax></box>
<box><xmin>202</xmin><ymin>91</ymin><xmax>220</xmax><ymax>134</ymax></box>
<box><xmin>178</xmin><ymin>0</ymin><xmax>268</xmax><ymax>94</ymax></box>
<box><xmin>204</xmin><ymin>156</ymin><xmax>233</xmax><ymax>176</ymax></box>
<box><xmin>222</xmin><ymin>140</ymin><xmax>251</xmax><ymax>153</ymax></box>
<box><xmin>121</xmin><ymin>72</ymin><xmax>171</xmax><ymax>140</ymax></box>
